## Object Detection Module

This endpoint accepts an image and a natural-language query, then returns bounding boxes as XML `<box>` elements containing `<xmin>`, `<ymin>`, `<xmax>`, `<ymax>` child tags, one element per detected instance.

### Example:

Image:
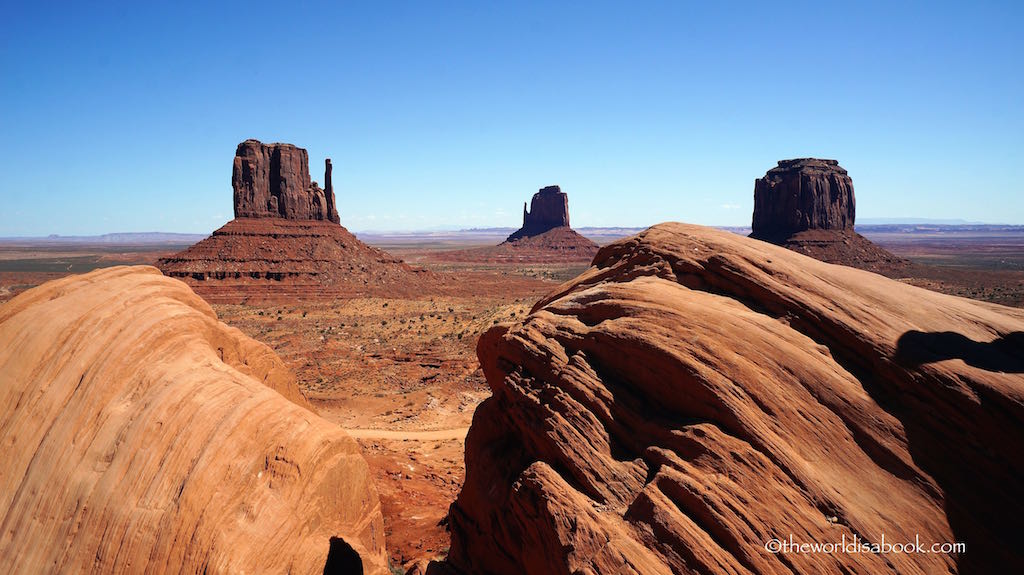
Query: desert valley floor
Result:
<box><xmin>1</xmin><ymin>226</ymin><xmax>1022</xmax><ymax>569</ymax></box>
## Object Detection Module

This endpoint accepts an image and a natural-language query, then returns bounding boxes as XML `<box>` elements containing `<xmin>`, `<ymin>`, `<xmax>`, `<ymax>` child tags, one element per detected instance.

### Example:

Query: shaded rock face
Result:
<box><xmin>750</xmin><ymin>158</ymin><xmax>906</xmax><ymax>274</ymax></box>
<box><xmin>232</xmin><ymin>139</ymin><xmax>340</xmax><ymax>224</ymax></box>
<box><xmin>446</xmin><ymin>223</ymin><xmax>1024</xmax><ymax>574</ymax></box>
<box><xmin>752</xmin><ymin>158</ymin><xmax>855</xmax><ymax>238</ymax></box>
<box><xmin>0</xmin><ymin>266</ymin><xmax>387</xmax><ymax>574</ymax></box>
<box><xmin>506</xmin><ymin>185</ymin><xmax>571</xmax><ymax>242</ymax></box>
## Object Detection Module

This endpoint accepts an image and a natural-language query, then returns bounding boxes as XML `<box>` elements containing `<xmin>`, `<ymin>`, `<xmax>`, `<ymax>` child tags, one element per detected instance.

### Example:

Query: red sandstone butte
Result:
<box><xmin>506</xmin><ymin>185</ymin><xmax>572</xmax><ymax>241</ymax></box>
<box><xmin>157</xmin><ymin>140</ymin><xmax>438</xmax><ymax>301</ymax></box>
<box><xmin>750</xmin><ymin>158</ymin><xmax>907</xmax><ymax>274</ymax></box>
<box><xmin>232</xmin><ymin>139</ymin><xmax>340</xmax><ymax>223</ymax></box>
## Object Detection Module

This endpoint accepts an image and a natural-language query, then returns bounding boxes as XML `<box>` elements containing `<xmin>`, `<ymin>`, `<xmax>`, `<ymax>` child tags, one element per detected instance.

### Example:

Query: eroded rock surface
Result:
<box><xmin>0</xmin><ymin>266</ymin><xmax>387</xmax><ymax>574</ymax></box>
<box><xmin>157</xmin><ymin>217</ymin><xmax>434</xmax><ymax>301</ymax></box>
<box><xmin>447</xmin><ymin>222</ymin><xmax>1024</xmax><ymax>574</ymax></box>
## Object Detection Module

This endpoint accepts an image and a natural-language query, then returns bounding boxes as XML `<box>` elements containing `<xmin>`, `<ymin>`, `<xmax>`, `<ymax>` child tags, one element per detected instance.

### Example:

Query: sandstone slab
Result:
<box><xmin>447</xmin><ymin>222</ymin><xmax>1024</xmax><ymax>574</ymax></box>
<box><xmin>0</xmin><ymin>266</ymin><xmax>388</xmax><ymax>574</ymax></box>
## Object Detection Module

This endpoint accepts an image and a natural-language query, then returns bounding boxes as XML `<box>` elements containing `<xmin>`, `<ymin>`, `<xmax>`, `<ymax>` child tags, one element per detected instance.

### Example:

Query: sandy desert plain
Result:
<box><xmin>2</xmin><ymin>221</ymin><xmax>1023</xmax><ymax>570</ymax></box>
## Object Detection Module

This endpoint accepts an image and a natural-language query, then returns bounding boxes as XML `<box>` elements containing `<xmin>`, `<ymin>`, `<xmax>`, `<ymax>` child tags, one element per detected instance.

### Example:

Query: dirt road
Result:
<box><xmin>343</xmin><ymin>427</ymin><xmax>469</xmax><ymax>441</ymax></box>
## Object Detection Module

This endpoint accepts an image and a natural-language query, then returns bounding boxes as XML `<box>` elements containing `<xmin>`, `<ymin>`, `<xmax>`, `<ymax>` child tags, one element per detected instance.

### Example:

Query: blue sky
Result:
<box><xmin>1</xmin><ymin>1</ymin><xmax>1021</xmax><ymax>235</ymax></box>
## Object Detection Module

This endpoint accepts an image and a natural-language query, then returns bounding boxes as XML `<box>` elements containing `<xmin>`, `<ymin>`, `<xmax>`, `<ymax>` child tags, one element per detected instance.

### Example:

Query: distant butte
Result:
<box><xmin>752</xmin><ymin>158</ymin><xmax>855</xmax><ymax>236</ymax></box>
<box><xmin>506</xmin><ymin>185</ymin><xmax>572</xmax><ymax>241</ymax></box>
<box><xmin>434</xmin><ymin>185</ymin><xmax>598</xmax><ymax>263</ymax></box>
<box><xmin>498</xmin><ymin>185</ymin><xmax>598</xmax><ymax>258</ymax></box>
<box><xmin>750</xmin><ymin>158</ymin><xmax>908</xmax><ymax>274</ymax></box>
<box><xmin>157</xmin><ymin>139</ymin><xmax>438</xmax><ymax>301</ymax></box>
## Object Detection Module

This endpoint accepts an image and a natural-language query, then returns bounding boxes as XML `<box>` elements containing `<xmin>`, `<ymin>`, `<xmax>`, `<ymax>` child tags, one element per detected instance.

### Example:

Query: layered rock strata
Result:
<box><xmin>752</xmin><ymin>158</ymin><xmax>854</xmax><ymax>237</ymax></box>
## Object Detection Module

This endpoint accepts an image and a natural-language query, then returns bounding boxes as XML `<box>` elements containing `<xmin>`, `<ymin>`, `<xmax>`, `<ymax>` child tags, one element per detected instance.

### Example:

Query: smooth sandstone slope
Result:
<box><xmin>448</xmin><ymin>222</ymin><xmax>1024</xmax><ymax>574</ymax></box>
<box><xmin>0</xmin><ymin>266</ymin><xmax>387</xmax><ymax>574</ymax></box>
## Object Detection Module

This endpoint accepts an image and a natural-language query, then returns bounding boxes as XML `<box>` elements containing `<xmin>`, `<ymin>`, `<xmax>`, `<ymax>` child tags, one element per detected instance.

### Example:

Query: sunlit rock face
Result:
<box><xmin>446</xmin><ymin>222</ymin><xmax>1024</xmax><ymax>575</ymax></box>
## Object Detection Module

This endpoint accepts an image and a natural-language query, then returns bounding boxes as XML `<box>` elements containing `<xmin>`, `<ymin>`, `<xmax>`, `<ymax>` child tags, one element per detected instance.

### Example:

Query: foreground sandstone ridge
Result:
<box><xmin>448</xmin><ymin>222</ymin><xmax>1024</xmax><ymax>574</ymax></box>
<box><xmin>0</xmin><ymin>267</ymin><xmax>387</xmax><ymax>574</ymax></box>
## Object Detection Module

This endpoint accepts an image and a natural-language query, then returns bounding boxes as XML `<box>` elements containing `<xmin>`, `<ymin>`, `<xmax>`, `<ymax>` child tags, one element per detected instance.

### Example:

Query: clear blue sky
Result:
<box><xmin>1</xmin><ymin>1</ymin><xmax>1021</xmax><ymax>235</ymax></box>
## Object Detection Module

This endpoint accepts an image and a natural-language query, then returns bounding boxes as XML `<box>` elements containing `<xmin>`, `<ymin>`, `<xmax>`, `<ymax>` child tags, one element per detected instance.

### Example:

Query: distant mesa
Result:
<box><xmin>158</xmin><ymin>139</ymin><xmax>438</xmax><ymax>301</ymax></box>
<box><xmin>506</xmin><ymin>185</ymin><xmax>571</xmax><ymax>242</ymax></box>
<box><xmin>752</xmin><ymin>158</ymin><xmax>854</xmax><ymax>236</ymax></box>
<box><xmin>232</xmin><ymin>139</ymin><xmax>340</xmax><ymax>223</ymax></box>
<box><xmin>750</xmin><ymin>158</ymin><xmax>907</xmax><ymax>274</ymax></box>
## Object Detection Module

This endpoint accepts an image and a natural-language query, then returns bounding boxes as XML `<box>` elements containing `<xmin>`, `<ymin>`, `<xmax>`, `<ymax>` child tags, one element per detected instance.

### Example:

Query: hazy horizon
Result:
<box><xmin>6</xmin><ymin>217</ymin><xmax>1023</xmax><ymax>241</ymax></box>
<box><xmin>2</xmin><ymin>2</ymin><xmax>1021</xmax><ymax>235</ymax></box>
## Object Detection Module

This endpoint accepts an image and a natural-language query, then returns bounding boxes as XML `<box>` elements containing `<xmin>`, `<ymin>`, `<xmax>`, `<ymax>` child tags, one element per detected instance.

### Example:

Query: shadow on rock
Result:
<box><xmin>323</xmin><ymin>537</ymin><xmax>362</xmax><ymax>575</ymax></box>
<box><xmin>896</xmin><ymin>331</ymin><xmax>1024</xmax><ymax>373</ymax></box>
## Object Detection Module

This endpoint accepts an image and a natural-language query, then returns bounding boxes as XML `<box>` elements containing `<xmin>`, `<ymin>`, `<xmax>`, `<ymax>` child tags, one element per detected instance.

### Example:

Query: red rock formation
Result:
<box><xmin>752</xmin><ymin>158</ymin><xmax>854</xmax><ymax>237</ymax></box>
<box><xmin>774</xmin><ymin>228</ymin><xmax>910</xmax><ymax>275</ymax></box>
<box><xmin>445</xmin><ymin>223</ymin><xmax>1024</xmax><ymax>574</ymax></box>
<box><xmin>436</xmin><ymin>227</ymin><xmax>600</xmax><ymax>264</ymax></box>
<box><xmin>157</xmin><ymin>218</ymin><xmax>437</xmax><ymax>302</ymax></box>
<box><xmin>506</xmin><ymin>186</ymin><xmax>573</xmax><ymax>242</ymax></box>
<box><xmin>158</xmin><ymin>141</ymin><xmax>440</xmax><ymax>301</ymax></box>
<box><xmin>751</xmin><ymin>158</ymin><xmax>907</xmax><ymax>274</ymax></box>
<box><xmin>493</xmin><ymin>185</ymin><xmax>598</xmax><ymax>260</ymax></box>
<box><xmin>325</xmin><ymin>158</ymin><xmax>338</xmax><ymax>224</ymax></box>
<box><xmin>0</xmin><ymin>266</ymin><xmax>388</xmax><ymax>574</ymax></box>
<box><xmin>232</xmin><ymin>139</ymin><xmax>340</xmax><ymax>224</ymax></box>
